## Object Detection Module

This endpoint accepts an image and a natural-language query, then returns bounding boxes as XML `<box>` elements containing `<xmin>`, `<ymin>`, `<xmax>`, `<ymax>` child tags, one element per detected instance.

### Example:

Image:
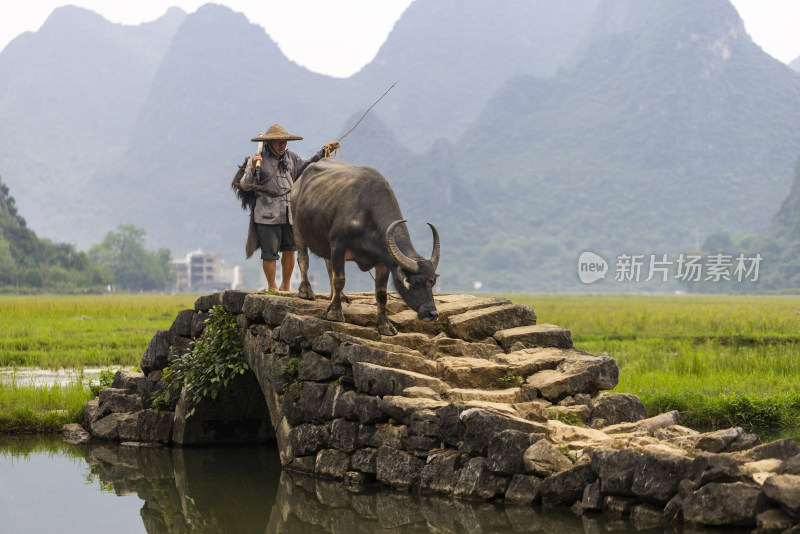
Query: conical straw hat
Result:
<box><xmin>250</xmin><ymin>124</ymin><xmax>303</xmax><ymax>142</ymax></box>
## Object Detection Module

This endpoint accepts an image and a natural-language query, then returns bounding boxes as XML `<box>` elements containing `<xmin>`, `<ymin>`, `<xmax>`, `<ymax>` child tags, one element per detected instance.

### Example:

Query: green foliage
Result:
<box><xmin>556</xmin><ymin>444</ymin><xmax>578</xmax><ymax>464</ymax></box>
<box><xmin>152</xmin><ymin>305</ymin><xmax>248</xmax><ymax>417</ymax></box>
<box><xmin>277</xmin><ymin>355</ymin><xmax>301</xmax><ymax>393</ymax></box>
<box><xmin>88</xmin><ymin>224</ymin><xmax>174</xmax><ymax>292</ymax></box>
<box><xmin>84</xmin><ymin>369</ymin><xmax>116</xmax><ymax>398</ymax></box>
<box><xmin>498</xmin><ymin>373</ymin><xmax>524</xmax><ymax>388</ymax></box>
<box><xmin>548</xmin><ymin>409</ymin><xmax>584</xmax><ymax>427</ymax></box>
<box><xmin>437</xmin><ymin>319</ymin><xmax>450</xmax><ymax>335</ymax></box>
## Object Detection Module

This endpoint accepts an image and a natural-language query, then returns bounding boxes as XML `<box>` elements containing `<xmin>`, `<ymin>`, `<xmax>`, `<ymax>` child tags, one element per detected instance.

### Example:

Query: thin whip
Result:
<box><xmin>337</xmin><ymin>82</ymin><xmax>398</xmax><ymax>143</ymax></box>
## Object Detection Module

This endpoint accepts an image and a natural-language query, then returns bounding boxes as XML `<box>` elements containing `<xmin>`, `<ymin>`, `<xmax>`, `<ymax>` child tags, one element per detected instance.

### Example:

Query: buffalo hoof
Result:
<box><xmin>326</xmin><ymin>308</ymin><xmax>345</xmax><ymax>323</ymax></box>
<box><xmin>298</xmin><ymin>285</ymin><xmax>315</xmax><ymax>300</ymax></box>
<box><xmin>378</xmin><ymin>321</ymin><xmax>397</xmax><ymax>336</ymax></box>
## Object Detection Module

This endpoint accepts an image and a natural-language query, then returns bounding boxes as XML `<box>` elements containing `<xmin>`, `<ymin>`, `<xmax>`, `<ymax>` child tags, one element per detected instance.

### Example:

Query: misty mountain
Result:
<box><xmin>791</xmin><ymin>55</ymin><xmax>800</xmax><ymax>72</ymax></box>
<box><xmin>2</xmin><ymin>0</ymin><xmax>800</xmax><ymax>292</ymax></box>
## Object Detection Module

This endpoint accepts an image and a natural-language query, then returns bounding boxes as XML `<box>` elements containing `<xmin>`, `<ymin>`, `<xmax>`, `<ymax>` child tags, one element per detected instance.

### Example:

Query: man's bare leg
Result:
<box><xmin>262</xmin><ymin>260</ymin><xmax>278</xmax><ymax>291</ymax></box>
<box><xmin>279</xmin><ymin>251</ymin><xmax>295</xmax><ymax>291</ymax></box>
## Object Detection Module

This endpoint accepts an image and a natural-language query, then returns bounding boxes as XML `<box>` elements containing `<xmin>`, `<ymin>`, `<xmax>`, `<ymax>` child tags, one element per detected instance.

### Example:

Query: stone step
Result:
<box><xmin>442</xmin><ymin>387</ymin><xmax>524</xmax><ymax>404</ymax></box>
<box><xmin>388</xmin><ymin>295</ymin><xmax>512</xmax><ymax>335</ymax></box>
<box><xmin>494</xmin><ymin>323</ymin><xmax>573</xmax><ymax>351</ymax></box>
<box><xmin>353</xmin><ymin>362</ymin><xmax>446</xmax><ymax>397</ymax></box>
<box><xmin>448</xmin><ymin>304</ymin><xmax>537</xmax><ymax>342</ymax></box>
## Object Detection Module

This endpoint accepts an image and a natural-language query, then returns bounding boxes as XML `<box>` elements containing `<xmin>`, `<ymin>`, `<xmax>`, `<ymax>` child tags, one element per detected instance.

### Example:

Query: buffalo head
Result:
<box><xmin>386</xmin><ymin>220</ymin><xmax>440</xmax><ymax>321</ymax></box>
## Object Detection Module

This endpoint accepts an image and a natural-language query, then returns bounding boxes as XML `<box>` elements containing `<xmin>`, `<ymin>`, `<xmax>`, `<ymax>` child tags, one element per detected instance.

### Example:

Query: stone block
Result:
<box><xmin>351</xmin><ymin>448</ymin><xmax>378</xmax><ymax>474</ymax></box>
<box><xmin>419</xmin><ymin>334</ymin><xmax>503</xmax><ymax>359</ymax></box>
<box><xmin>683</xmin><ymin>482</ymin><xmax>768</xmax><ymax>527</ymax></box>
<box><xmin>193</xmin><ymin>292</ymin><xmax>222</xmax><ymax>312</ymax></box>
<box><xmin>590</xmin><ymin>392</ymin><xmax>647</xmax><ymax>425</ymax></box>
<box><xmin>297</xmin><ymin>350</ymin><xmax>336</xmax><ymax>382</ymax></box>
<box><xmin>504</xmin><ymin>474</ymin><xmax>542</xmax><ymax>505</ymax></box>
<box><xmin>452</xmin><ymin>457</ymin><xmax>510</xmax><ymax>500</ymax></box>
<box><xmin>388</xmin><ymin>295</ymin><xmax>512</xmax><ymax>335</ymax></box>
<box><xmin>460</xmin><ymin>408</ymin><xmax>548</xmax><ymax>456</ymax></box>
<box><xmin>111</xmin><ymin>370</ymin><xmax>144</xmax><ymax>392</ymax></box>
<box><xmin>330</xmin><ymin>419</ymin><xmax>359</xmax><ymax>453</ymax></box>
<box><xmin>487</xmin><ymin>429</ymin><xmax>533</xmax><ymax>476</ymax></box>
<box><xmin>353</xmin><ymin>362</ymin><xmax>444</xmax><ymax>397</ymax></box>
<box><xmin>221</xmin><ymin>289</ymin><xmax>249</xmax><ymax>314</ymax></box>
<box><xmin>61</xmin><ymin>423</ymin><xmax>90</xmax><ymax>444</ymax></box>
<box><xmin>378</xmin><ymin>396</ymin><xmax>447</xmax><ymax>425</ymax></box>
<box><xmin>525</xmin><ymin>352</ymin><xmax>618</xmax><ymax>401</ymax></box>
<box><xmin>631</xmin><ymin>451</ymin><xmax>692</xmax><ymax>504</ymax></box>
<box><xmin>289</xmin><ymin>423</ymin><xmax>330</xmax><ymax>456</ymax></box>
<box><xmin>539</xmin><ymin>463</ymin><xmax>596</xmax><ymax>506</ymax></box>
<box><xmin>140</xmin><ymin>330</ymin><xmax>173</xmax><ymax>375</ymax></box>
<box><xmin>117</xmin><ymin>409</ymin><xmax>173</xmax><ymax>443</ymax></box>
<box><xmin>316</xmin><ymin>449</ymin><xmax>350</xmax><ymax>480</ymax></box>
<box><xmin>168</xmin><ymin>309</ymin><xmax>196</xmax><ymax>337</ymax></box>
<box><xmin>490</xmin><ymin>347</ymin><xmax>566</xmax><ymax>377</ymax></box>
<box><xmin>376</xmin><ymin>446</ymin><xmax>424</xmax><ymax>490</ymax></box>
<box><xmin>336</xmin><ymin>341</ymin><xmax>437</xmax><ymax>376</ymax></box>
<box><xmin>98</xmin><ymin>388</ymin><xmax>144</xmax><ymax>418</ymax></box>
<box><xmin>437</xmin><ymin>356</ymin><xmax>509</xmax><ymax>389</ymax></box>
<box><xmin>763</xmin><ymin>474</ymin><xmax>800</xmax><ymax>518</ymax></box>
<box><xmin>493</xmin><ymin>324</ymin><xmax>573</xmax><ymax>351</ymax></box>
<box><xmin>448</xmin><ymin>304</ymin><xmax>537</xmax><ymax>342</ymax></box>
<box><xmin>523</xmin><ymin>439</ymin><xmax>574</xmax><ymax>477</ymax></box>
<box><xmin>420</xmin><ymin>449</ymin><xmax>467</xmax><ymax>493</ymax></box>
<box><xmin>592</xmin><ymin>447</ymin><xmax>641</xmax><ymax>496</ymax></box>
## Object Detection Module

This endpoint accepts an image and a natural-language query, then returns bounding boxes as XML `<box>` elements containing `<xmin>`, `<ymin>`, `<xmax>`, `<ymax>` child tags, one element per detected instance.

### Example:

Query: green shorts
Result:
<box><xmin>256</xmin><ymin>223</ymin><xmax>297</xmax><ymax>261</ymax></box>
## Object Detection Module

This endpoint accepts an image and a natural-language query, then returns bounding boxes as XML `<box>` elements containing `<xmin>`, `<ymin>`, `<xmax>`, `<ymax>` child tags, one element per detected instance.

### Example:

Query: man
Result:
<box><xmin>239</xmin><ymin>124</ymin><xmax>338</xmax><ymax>291</ymax></box>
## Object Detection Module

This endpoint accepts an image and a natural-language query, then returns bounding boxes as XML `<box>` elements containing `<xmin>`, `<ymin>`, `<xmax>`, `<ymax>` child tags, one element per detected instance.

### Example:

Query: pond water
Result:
<box><xmin>0</xmin><ymin>367</ymin><xmax>112</xmax><ymax>387</ymax></box>
<box><xmin>0</xmin><ymin>437</ymin><xmax>709</xmax><ymax>534</ymax></box>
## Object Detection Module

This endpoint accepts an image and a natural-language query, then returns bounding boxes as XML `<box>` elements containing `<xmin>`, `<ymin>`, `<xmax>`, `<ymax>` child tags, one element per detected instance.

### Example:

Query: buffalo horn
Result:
<box><xmin>428</xmin><ymin>223</ymin><xmax>440</xmax><ymax>270</ymax></box>
<box><xmin>386</xmin><ymin>220</ymin><xmax>419</xmax><ymax>273</ymax></box>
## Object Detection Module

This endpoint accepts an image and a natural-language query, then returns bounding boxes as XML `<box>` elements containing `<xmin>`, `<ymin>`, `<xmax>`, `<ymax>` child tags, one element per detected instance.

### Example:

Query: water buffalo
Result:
<box><xmin>291</xmin><ymin>159</ymin><xmax>440</xmax><ymax>336</ymax></box>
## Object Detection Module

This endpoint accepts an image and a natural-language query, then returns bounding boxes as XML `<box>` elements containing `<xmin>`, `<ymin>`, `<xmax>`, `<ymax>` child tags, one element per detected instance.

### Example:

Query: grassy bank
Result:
<box><xmin>0</xmin><ymin>380</ymin><xmax>93</xmax><ymax>434</ymax></box>
<box><xmin>0</xmin><ymin>294</ymin><xmax>197</xmax><ymax>368</ymax></box>
<box><xmin>510</xmin><ymin>294</ymin><xmax>800</xmax><ymax>433</ymax></box>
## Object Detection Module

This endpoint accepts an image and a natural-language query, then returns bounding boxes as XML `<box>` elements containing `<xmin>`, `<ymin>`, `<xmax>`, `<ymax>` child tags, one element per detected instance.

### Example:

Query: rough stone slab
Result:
<box><xmin>459</xmin><ymin>408</ymin><xmax>548</xmax><ymax>456</ymax></box>
<box><xmin>452</xmin><ymin>456</ymin><xmax>510</xmax><ymax>500</ymax></box>
<box><xmin>168</xmin><ymin>309</ymin><xmax>196</xmax><ymax>337</ymax></box>
<box><xmin>89</xmin><ymin>413</ymin><xmax>137</xmax><ymax>441</ymax></box>
<box><xmin>763</xmin><ymin>474</ymin><xmax>800</xmax><ymax>517</ymax></box>
<box><xmin>604</xmin><ymin>410</ymin><xmax>681</xmax><ymax>435</ymax></box>
<box><xmin>194</xmin><ymin>292</ymin><xmax>223</xmax><ymax>312</ymax></box>
<box><xmin>375</xmin><ymin>445</ymin><xmax>424</xmax><ymax>490</ymax></box>
<box><xmin>437</xmin><ymin>356</ymin><xmax>509</xmax><ymax>389</ymax></box>
<box><xmin>279</xmin><ymin>313</ymin><xmax>336</xmax><ymax>348</ymax></box>
<box><xmin>221</xmin><ymin>289</ymin><xmax>250</xmax><ymax>314</ymax></box>
<box><xmin>525</xmin><ymin>352</ymin><xmax>618</xmax><ymax>401</ymax></box>
<box><xmin>378</xmin><ymin>396</ymin><xmax>448</xmax><ymax>425</ymax></box>
<box><xmin>419</xmin><ymin>334</ymin><xmax>503</xmax><ymax>360</ymax></box>
<box><xmin>731</xmin><ymin>438</ymin><xmax>800</xmax><ymax>463</ymax></box>
<box><xmin>505</xmin><ymin>474</ymin><xmax>542</xmax><ymax>505</ymax></box>
<box><xmin>140</xmin><ymin>330</ymin><xmax>173</xmax><ymax>375</ymax></box>
<box><xmin>316</xmin><ymin>449</ymin><xmax>350</xmax><ymax>480</ymax></box>
<box><xmin>683</xmin><ymin>482</ymin><xmax>768</xmax><ymax>527</ymax></box>
<box><xmin>83</xmin><ymin>398</ymin><xmax>99</xmax><ymax>426</ymax></box>
<box><xmin>98</xmin><ymin>388</ymin><xmax>144</xmax><ymax>417</ymax></box>
<box><xmin>443</xmin><ymin>387</ymin><xmax>523</xmax><ymax>404</ymax></box>
<box><xmin>353</xmin><ymin>362</ymin><xmax>444</xmax><ymax>397</ymax></box>
<box><xmin>388</xmin><ymin>296</ymin><xmax>512</xmax><ymax>335</ymax></box>
<box><xmin>448</xmin><ymin>304</ymin><xmax>537</xmax><ymax>342</ymax></box>
<box><xmin>351</xmin><ymin>448</ymin><xmax>378</xmax><ymax>474</ymax></box>
<box><xmin>490</xmin><ymin>348</ymin><xmax>567</xmax><ymax>377</ymax></box>
<box><xmin>523</xmin><ymin>439</ymin><xmax>574</xmax><ymax>477</ymax></box>
<box><xmin>696</xmin><ymin>427</ymin><xmax>744</xmax><ymax>453</ymax></box>
<box><xmin>117</xmin><ymin>409</ymin><xmax>173</xmax><ymax>443</ymax></box>
<box><xmin>420</xmin><ymin>449</ymin><xmax>466</xmax><ymax>493</ymax></box>
<box><xmin>590</xmin><ymin>392</ymin><xmax>647</xmax><ymax>426</ymax></box>
<box><xmin>111</xmin><ymin>370</ymin><xmax>144</xmax><ymax>392</ymax></box>
<box><xmin>338</xmin><ymin>342</ymin><xmax>437</xmax><ymax>376</ymax></box>
<box><xmin>297</xmin><ymin>350</ymin><xmax>336</xmax><ymax>382</ymax></box>
<box><xmin>592</xmin><ymin>447</ymin><xmax>642</xmax><ymax>496</ymax></box>
<box><xmin>756</xmin><ymin>508</ymin><xmax>796</xmax><ymax>532</ymax></box>
<box><xmin>631</xmin><ymin>451</ymin><xmax>692</xmax><ymax>505</ymax></box>
<box><xmin>513</xmin><ymin>400</ymin><xmax>550</xmax><ymax>422</ymax></box>
<box><xmin>61</xmin><ymin>423</ymin><xmax>91</xmax><ymax>444</ymax></box>
<box><xmin>540</xmin><ymin>463</ymin><xmax>596</xmax><ymax>506</ymax></box>
<box><xmin>488</xmin><ymin>429</ymin><xmax>537</xmax><ymax>476</ymax></box>
<box><xmin>494</xmin><ymin>324</ymin><xmax>573</xmax><ymax>351</ymax></box>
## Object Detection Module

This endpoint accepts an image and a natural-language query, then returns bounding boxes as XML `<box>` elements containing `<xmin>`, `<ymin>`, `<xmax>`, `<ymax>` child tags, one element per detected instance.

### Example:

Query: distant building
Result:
<box><xmin>173</xmin><ymin>249</ymin><xmax>242</xmax><ymax>292</ymax></box>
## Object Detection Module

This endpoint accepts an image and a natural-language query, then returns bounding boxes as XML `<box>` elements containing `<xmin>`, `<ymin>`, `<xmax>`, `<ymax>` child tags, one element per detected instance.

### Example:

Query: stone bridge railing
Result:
<box><xmin>69</xmin><ymin>290</ymin><xmax>800</xmax><ymax>532</ymax></box>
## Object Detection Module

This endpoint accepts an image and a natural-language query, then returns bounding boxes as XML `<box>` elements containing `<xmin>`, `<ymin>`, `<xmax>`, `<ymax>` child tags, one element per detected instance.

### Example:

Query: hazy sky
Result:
<box><xmin>1</xmin><ymin>0</ymin><xmax>799</xmax><ymax>77</ymax></box>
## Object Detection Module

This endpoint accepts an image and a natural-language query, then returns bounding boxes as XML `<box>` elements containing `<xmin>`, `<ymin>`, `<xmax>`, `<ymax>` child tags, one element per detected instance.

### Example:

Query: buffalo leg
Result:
<box><xmin>325</xmin><ymin>252</ymin><xmax>346</xmax><ymax>322</ymax></box>
<box><xmin>296</xmin><ymin>238</ymin><xmax>315</xmax><ymax>300</ymax></box>
<box><xmin>324</xmin><ymin>258</ymin><xmax>349</xmax><ymax>305</ymax></box>
<box><xmin>374</xmin><ymin>264</ymin><xmax>397</xmax><ymax>336</ymax></box>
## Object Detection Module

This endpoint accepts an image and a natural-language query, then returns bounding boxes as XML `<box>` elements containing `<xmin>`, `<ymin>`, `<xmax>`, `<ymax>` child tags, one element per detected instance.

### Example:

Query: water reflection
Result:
<box><xmin>81</xmin><ymin>442</ymin><xmax>681</xmax><ymax>534</ymax></box>
<box><xmin>1</xmin><ymin>437</ymin><xmax>695</xmax><ymax>533</ymax></box>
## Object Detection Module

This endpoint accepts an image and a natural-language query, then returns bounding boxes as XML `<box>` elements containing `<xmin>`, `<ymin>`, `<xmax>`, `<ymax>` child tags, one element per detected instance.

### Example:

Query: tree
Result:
<box><xmin>89</xmin><ymin>224</ymin><xmax>174</xmax><ymax>291</ymax></box>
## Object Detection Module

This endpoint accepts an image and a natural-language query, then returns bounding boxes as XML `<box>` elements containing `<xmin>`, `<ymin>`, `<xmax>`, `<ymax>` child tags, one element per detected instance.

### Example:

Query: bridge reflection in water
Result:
<box><xmin>82</xmin><ymin>442</ymin><xmax>679</xmax><ymax>534</ymax></box>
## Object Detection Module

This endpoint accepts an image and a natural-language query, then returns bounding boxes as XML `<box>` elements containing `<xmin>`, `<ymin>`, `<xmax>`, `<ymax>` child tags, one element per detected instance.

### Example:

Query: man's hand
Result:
<box><xmin>251</xmin><ymin>153</ymin><xmax>262</xmax><ymax>172</ymax></box>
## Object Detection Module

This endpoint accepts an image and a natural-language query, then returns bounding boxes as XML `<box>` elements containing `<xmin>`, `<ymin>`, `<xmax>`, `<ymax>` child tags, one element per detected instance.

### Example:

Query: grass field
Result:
<box><xmin>510</xmin><ymin>294</ymin><xmax>800</xmax><ymax>433</ymax></box>
<box><xmin>1</xmin><ymin>293</ymin><xmax>799</xmax><ymax>437</ymax></box>
<box><xmin>0</xmin><ymin>294</ymin><xmax>198</xmax><ymax>369</ymax></box>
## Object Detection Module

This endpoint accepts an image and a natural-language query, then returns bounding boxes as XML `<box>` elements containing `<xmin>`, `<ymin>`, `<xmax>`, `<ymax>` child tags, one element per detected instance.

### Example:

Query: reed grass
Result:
<box><xmin>0</xmin><ymin>379</ymin><xmax>93</xmax><ymax>434</ymax></box>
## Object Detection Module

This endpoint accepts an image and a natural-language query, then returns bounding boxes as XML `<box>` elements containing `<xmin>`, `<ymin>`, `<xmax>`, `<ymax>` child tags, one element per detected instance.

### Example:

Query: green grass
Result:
<box><xmin>507</xmin><ymin>294</ymin><xmax>800</xmax><ymax>433</ymax></box>
<box><xmin>0</xmin><ymin>380</ymin><xmax>94</xmax><ymax>434</ymax></box>
<box><xmin>0</xmin><ymin>294</ymin><xmax>197</xmax><ymax>369</ymax></box>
